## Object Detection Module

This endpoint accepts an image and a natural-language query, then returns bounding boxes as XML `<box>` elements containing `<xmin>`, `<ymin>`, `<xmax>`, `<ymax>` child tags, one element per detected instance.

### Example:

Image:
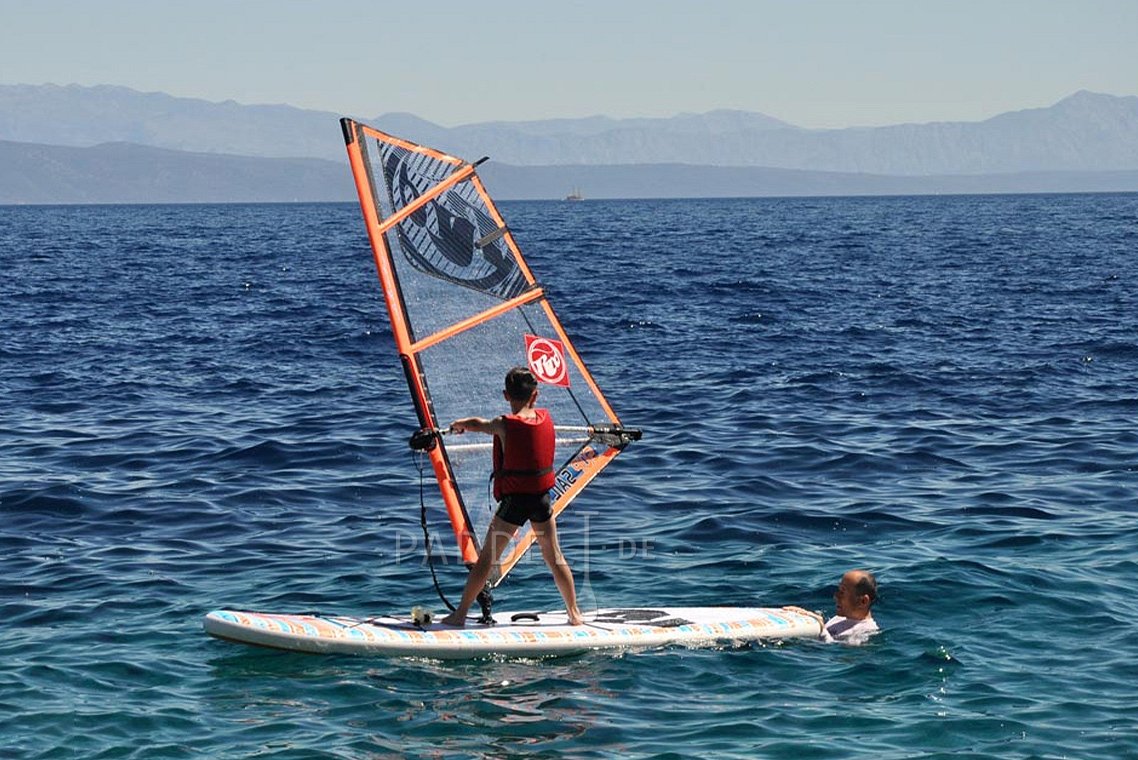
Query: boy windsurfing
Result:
<box><xmin>440</xmin><ymin>367</ymin><xmax>583</xmax><ymax>627</ymax></box>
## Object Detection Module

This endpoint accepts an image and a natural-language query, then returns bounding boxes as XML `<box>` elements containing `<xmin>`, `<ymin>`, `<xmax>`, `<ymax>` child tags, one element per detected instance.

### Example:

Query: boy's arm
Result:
<box><xmin>450</xmin><ymin>416</ymin><xmax>506</xmax><ymax>437</ymax></box>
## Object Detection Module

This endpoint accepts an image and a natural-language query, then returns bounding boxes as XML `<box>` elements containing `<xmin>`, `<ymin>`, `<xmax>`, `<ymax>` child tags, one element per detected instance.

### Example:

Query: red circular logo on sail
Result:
<box><xmin>525</xmin><ymin>334</ymin><xmax>570</xmax><ymax>387</ymax></box>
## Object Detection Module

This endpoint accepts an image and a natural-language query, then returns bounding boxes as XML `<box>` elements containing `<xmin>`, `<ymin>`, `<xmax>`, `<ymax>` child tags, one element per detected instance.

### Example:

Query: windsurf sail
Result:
<box><xmin>341</xmin><ymin>118</ymin><xmax>639</xmax><ymax>586</ymax></box>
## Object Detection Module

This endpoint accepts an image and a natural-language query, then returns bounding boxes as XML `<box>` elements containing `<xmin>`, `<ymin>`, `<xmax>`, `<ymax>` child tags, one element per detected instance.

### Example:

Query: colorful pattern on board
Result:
<box><xmin>205</xmin><ymin>607</ymin><xmax>822</xmax><ymax>657</ymax></box>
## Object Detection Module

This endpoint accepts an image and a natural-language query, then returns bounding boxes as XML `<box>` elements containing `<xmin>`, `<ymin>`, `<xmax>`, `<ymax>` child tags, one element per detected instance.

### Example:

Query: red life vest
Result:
<box><xmin>492</xmin><ymin>408</ymin><xmax>556</xmax><ymax>499</ymax></box>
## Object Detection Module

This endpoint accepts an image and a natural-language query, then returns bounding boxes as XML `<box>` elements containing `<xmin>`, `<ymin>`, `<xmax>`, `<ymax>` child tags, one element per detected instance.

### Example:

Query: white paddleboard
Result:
<box><xmin>203</xmin><ymin>606</ymin><xmax>823</xmax><ymax>659</ymax></box>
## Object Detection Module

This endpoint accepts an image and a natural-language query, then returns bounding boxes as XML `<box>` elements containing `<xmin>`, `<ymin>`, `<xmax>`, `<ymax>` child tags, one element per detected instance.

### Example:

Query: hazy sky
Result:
<box><xmin>2</xmin><ymin>0</ymin><xmax>1135</xmax><ymax>128</ymax></box>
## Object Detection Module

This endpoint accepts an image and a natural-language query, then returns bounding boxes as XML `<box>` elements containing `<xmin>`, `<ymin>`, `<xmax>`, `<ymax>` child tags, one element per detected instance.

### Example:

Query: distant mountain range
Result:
<box><xmin>1</xmin><ymin>83</ymin><xmax>1137</xmax><ymax>203</ymax></box>
<box><xmin>0</xmin><ymin>139</ymin><xmax>353</xmax><ymax>204</ymax></box>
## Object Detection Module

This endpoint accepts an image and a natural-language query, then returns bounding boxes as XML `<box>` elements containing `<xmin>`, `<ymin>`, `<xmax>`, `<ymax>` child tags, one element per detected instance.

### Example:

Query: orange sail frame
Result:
<box><xmin>341</xmin><ymin>118</ymin><xmax>631</xmax><ymax>584</ymax></box>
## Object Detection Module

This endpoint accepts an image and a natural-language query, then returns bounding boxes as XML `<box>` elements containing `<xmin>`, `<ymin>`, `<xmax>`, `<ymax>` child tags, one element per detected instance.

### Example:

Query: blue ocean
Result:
<box><xmin>3</xmin><ymin>193</ymin><xmax>1137</xmax><ymax>758</ymax></box>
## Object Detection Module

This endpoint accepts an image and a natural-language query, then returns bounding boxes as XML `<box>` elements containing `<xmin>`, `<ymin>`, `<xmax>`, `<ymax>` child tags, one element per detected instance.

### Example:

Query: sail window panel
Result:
<box><xmin>364</xmin><ymin>136</ymin><xmax>459</xmax><ymax>224</ymax></box>
<box><xmin>382</xmin><ymin>223</ymin><xmax>511</xmax><ymax>343</ymax></box>
<box><xmin>364</xmin><ymin>138</ymin><xmax>530</xmax><ymax>341</ymax></box>
<box><xmin>415</xmin><ymin>302</ymin><xmax>611</xmax><ymax>438</ymax></box>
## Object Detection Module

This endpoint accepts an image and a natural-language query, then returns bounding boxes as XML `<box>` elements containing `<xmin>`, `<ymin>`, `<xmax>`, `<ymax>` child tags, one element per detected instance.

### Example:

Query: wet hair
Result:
<box><xmin>853</xmin><ymin>571</ymin><xmax>878</xmax><ymax>606</ymax></box>
<box><xmin>504</xmin><ymin>366</ymin><xmax>539</xmax><ymax>401</ymax></box>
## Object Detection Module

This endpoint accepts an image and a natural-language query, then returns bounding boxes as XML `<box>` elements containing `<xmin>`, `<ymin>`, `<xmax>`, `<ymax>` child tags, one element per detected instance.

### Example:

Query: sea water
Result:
<box><xmin>2</xmin><ymin>194</ymin><xmax>1136</xmax><ymax>758</ymax></box>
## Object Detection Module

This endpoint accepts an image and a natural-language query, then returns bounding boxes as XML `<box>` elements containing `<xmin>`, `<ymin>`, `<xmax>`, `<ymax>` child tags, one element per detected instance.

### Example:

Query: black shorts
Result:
<box><xmin>495</xmin><ymin>492</ymin><xmax>553</xmax><ymax>527</ymax></box>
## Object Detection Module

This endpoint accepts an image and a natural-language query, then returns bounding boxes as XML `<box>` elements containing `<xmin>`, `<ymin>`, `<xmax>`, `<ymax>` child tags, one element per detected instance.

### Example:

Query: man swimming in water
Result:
<box><xmin>440</xmin><ymin>367</ymin><xmax>583</xmax><ymax>628</ymax></box>
<box><xmin>788</xmin><ymin>569</ymin><xmax>880</xmax><ymax>645</ymax></box>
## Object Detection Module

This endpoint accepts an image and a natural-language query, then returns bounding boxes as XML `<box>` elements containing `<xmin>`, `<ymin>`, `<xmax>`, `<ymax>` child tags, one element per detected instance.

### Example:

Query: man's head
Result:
<box><xmin>504</xmin><ymin>366</ymin><xmax>539</xmax><ymax>403</ymax></box>
<box><xmin>834</xmin><ymin>569</ymin><xmax>877</xmax><ymax>620</ymax></box>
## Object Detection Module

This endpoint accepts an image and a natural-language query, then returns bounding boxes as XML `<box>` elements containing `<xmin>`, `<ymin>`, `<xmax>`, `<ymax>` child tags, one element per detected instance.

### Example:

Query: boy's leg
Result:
<box><xmin>441</xmin><ymin>516</ymin><xmax>516</xmax><ymax>627</ymax></box>
<box><xmin>532</xmin><ymin>518</ymin><xmax>583</xmax><ymax>625</ymax></box>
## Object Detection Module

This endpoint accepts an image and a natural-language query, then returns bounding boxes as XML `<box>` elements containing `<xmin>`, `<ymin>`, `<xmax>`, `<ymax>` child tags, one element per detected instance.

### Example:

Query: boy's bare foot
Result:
<box><xmin>440</xmin><ymin>611</ymin><xmax>467</xmax><ymax>627</ymax></box>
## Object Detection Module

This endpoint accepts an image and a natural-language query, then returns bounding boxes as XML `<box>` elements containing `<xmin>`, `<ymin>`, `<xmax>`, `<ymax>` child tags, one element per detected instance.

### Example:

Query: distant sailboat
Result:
<box><xmin>565</xmin><ymin>188</ymin><xmax>584</xmax><ymax>201</ymax></box>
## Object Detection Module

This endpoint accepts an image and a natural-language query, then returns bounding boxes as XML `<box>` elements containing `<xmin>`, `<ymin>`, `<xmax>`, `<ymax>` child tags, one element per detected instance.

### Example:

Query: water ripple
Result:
<box><xmin>2</xmin><ymin>196</ymin><xmax>1138</xmax><ymax>757</ymax></box>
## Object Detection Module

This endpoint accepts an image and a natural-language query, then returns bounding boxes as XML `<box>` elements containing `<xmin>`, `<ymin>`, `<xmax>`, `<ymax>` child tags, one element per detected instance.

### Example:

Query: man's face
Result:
<box><xmin>834</xmin><ymin>574</ymin><xmax>864</xmax><ymax>617</ymax></box>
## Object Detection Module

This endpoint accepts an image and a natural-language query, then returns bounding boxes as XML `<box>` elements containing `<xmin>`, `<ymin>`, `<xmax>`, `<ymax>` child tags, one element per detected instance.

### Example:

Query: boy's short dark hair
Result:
<box><xmin>504</xmin><ymin>366</ymin><xmax>539</xmax><ymax>401</ymax></box>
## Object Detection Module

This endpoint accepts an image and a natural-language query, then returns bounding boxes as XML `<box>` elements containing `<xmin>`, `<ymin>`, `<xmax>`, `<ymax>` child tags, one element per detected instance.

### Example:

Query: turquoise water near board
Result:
<box><xmin>2</xmin><ymin>194</ymin><xmax>1137</xmax><ymax>758</ymax></box>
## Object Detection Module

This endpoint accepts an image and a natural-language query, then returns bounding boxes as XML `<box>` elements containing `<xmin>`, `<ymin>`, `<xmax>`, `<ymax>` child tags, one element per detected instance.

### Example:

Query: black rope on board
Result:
<box><xmin>409</xmin><ymin>430</ymin><xmax>496</xmax><ymax>624</ymax></box>
<box><xmin>414</xmin><ymin>450</ymin><xmax>456</xmax><ymax>613</ymax></box>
